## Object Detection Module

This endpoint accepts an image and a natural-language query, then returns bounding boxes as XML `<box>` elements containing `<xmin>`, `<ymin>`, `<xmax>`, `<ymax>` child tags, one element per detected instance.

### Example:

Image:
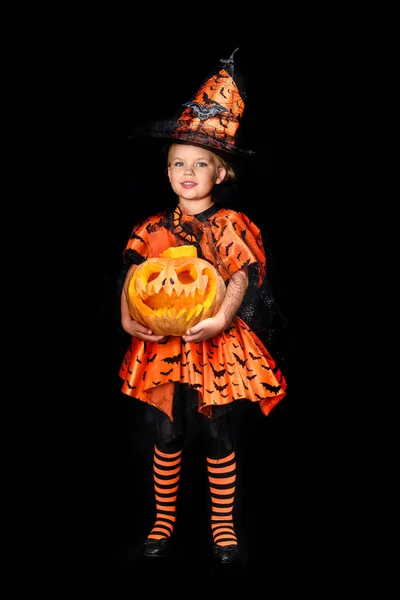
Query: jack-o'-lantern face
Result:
<box><xmin>127</xmin><ymin>245</ymin><xmax>226</xmax><ymax>336</ymax></box>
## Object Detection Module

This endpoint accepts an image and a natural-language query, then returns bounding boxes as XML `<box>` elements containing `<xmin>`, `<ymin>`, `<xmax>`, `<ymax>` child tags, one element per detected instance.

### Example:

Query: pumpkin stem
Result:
<box><xmin>160</xmin><ymin>246</ymin><xmax>197</xmax><ymax>259</ymax></box>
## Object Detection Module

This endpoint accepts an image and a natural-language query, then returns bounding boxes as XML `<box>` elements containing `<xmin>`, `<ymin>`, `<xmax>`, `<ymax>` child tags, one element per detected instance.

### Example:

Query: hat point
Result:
<box><xmin>130</xmin><ymin>47</ymin><xmax>256</xmax><ymax>157</ymax></box>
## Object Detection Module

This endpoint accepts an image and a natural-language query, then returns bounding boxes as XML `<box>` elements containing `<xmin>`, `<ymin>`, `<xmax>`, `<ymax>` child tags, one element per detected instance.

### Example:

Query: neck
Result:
<box><xmin>178</xmin><ymin>198</ymin><xmax>214</xmax><ymax>216</ymax></box>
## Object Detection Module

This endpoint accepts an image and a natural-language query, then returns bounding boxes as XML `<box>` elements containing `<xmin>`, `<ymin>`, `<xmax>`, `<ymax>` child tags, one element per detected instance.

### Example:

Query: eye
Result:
<box><xmin>196</xmin><ymin>161</ymin><xmax>207</xmax><ymax>167</ymax></box>
<box><xmin>173</xmin><ymin>161</ymin><xmax>184</xmax><ymax>167</ymax></box>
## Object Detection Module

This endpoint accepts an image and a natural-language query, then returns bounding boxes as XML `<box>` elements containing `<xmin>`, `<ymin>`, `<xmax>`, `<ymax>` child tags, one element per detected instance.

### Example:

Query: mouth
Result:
<box><xmin>181</xmin><ymin>181</ymin><xmax>196</xmax><ymax>188</ymax></box>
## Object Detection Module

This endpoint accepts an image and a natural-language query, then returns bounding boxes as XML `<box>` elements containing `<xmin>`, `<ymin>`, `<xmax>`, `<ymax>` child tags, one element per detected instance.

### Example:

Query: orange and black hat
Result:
<box><xmin>130</xmin><ymin>48</ymin><xmax>255</xmax><ymax>158</ymax></box>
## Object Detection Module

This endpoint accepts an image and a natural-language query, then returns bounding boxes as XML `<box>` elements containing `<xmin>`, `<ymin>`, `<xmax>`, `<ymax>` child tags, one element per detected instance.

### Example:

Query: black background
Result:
<box><xmin>52</xmin><ymin>37</ymin><xmax>330</xmax><ymax>594</ymax></box>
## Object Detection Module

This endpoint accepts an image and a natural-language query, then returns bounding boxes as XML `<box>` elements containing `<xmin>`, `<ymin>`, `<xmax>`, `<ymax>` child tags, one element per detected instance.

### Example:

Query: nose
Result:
<box><xmin>184</xmin><ymin>165</ymin><xmax>194</xmax><ymax>174</ymax></box>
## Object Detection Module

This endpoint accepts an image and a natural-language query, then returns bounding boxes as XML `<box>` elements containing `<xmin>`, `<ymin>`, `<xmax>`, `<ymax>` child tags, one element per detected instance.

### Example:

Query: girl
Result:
<box><xmin>119</xmin><ymin>50</ymin><xmax>288</xmax><ymax>564</ymax></box>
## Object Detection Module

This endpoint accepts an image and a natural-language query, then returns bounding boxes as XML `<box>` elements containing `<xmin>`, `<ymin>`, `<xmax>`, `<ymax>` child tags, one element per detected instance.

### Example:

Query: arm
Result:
<box><xmin>121</xmin><ymin>265</ymin><xmax>166</xmax><ymax>342</ymax></box>
<box><xmin>182</xmin><ymin>267</ymin><xmax>248</xmax><ymax>342</ymax></box>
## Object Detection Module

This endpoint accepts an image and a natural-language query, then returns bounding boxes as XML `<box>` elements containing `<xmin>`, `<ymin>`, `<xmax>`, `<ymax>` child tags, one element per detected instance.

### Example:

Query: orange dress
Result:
<box><xmin>119</xmin><ymin>204</ymin><xmax>287</xmax><ymax>420</ymax></box>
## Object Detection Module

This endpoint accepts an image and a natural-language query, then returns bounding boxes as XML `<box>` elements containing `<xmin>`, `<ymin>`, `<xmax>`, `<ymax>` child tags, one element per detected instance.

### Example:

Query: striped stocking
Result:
<box><xmin>207</xmin><ymin>451</ymin><xmax>238</xmax><ymax>547</ymax></box>
<box><xmin>147</xmin><ymin>445</ymin><xmax>182</xmax><ymax>540</ymax></box>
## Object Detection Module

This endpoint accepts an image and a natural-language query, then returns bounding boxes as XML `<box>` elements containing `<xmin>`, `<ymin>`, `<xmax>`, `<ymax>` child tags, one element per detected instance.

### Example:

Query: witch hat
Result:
<box><xmin>130</xmin><ymin>48</ymin><xmax>255</xmax><ymax>157</ymax></box>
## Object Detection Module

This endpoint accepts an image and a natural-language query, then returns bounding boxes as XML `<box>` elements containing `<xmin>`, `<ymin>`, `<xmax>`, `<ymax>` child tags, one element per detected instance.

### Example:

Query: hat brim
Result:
<box><xmin>129</xmin><ymin>118</ymin><xmax>256</xmax><ymax>160</ymax></box>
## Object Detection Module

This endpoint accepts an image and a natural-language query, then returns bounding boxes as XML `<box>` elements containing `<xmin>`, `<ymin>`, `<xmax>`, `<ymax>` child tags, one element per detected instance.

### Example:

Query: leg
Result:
<box><xmin>204</xmin><ymin>413</ymin><xmax>240</xmax><ymax>563</ymax></box>
<box><xmin>144</xmin><ymin>445</ymin><xmax>182</xmax><ymax>557</ymax></box>
<box><xmin>143</xmin><ymin>390</ymin><xmax>184</xmax><ymax>557</ymax></box>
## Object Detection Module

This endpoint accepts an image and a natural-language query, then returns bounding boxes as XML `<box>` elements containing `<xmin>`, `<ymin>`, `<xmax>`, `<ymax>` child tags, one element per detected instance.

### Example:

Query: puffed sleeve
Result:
<box><xmin>123</xmin><ymin>212</ymin><xmax>181</xmax><ymax>266</ymax></box>
<box><xmin>207</xmin><ymin>209</ymin><xmax>267</xmax><ymax>286</ymax></box>
<box><xmin>123</xmin><ymin>218</ymin><xmax>152</xmax><ymax>265</ymax></box>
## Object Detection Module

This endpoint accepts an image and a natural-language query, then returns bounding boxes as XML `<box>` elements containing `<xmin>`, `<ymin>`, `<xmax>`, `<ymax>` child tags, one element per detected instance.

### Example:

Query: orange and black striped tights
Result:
<box><xmin>147</xmin><ymin>390</ymin><xmax>238</xmax><ymax>549</ymax></box>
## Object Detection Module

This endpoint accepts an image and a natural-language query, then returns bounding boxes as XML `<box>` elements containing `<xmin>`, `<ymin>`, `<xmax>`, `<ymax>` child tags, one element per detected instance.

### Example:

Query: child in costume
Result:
<box><xmin>119</xmin><ymin>49</ymin><xmax>288</xmax><ymax>564</ymax></box>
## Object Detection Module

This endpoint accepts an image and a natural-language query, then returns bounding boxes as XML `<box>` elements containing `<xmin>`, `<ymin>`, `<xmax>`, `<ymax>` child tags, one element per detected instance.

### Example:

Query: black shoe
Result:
<box><xmin>143</xmin><ymin>537</ymin><xmax>170</xmax><ymax>558</ymax></box>
<box><xmin>212</xmin><ymin>543</ymin><xmax>240</xmax><ymax>564</ymax></box>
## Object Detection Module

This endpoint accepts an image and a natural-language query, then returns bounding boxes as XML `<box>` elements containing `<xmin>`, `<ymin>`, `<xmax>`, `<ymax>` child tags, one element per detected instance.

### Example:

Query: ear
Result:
<box><xmin>167</xmin><ymin>166</ymin><xmax>172</xmax><ymax>182</ymax></box>
<box><xmin>216</xmin><ymin>167</ymin><xmax>226</xmax><ymax>185</ymax></box>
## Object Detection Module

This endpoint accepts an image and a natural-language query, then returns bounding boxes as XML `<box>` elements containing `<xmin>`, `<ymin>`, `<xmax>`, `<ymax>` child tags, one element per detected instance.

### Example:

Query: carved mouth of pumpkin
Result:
<box><xmin>140</xmin><ymin>300</ymin><xmax>204</xmax><ymax>322</ymax></box>
<box><xmin>137</xmin><ymin>267</ymin><xmax>216</xmax><ymax>315</ymax></box>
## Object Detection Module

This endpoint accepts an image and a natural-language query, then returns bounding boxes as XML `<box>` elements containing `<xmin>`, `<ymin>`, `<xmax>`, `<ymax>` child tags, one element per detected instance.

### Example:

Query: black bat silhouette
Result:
<box><xmin>209</xmin><ymin>363</ymin><xmax>226</xmax><ymax>378</ymax></box>
<box><xmin>214</xmin><ymin>381</ymin><xmax>228</xmax><ymax>392</ymax></box>
<box><xmin>147</xmin><ymin>354</ymin><xmax>157</xmax><ymax>362</ymax></box>
<box><xmin>125</xmin><ymin>381</ymin><xmax>136</xmax><ymax>389</ymax></box>
<box><xmin>249</xmin><ymin>352</ymin><xmax>261</xmax><ymax>360</ymax></box>
<box><xmin>163</xmin><ymin>354</ymin><xmax>181</xmax><ymax>364</ymax></box>
<box><xmin>129</xmin><ymin>231</ymin><xmax>145</xmax><ymax>243</ymax></box>
<box><xmin>191</xmin><ymin>383</ymin><xmax>202</xmax><ymax>389</ymax></box>
<box><xmin>136</xmin><ymin>357</ymin><xmax>142</xmax><ymax>364</ymax></box>
<box><xmin>261</xmin><ymin>382</ymin><xmax>281</xmax><ymax>393</ymax></box>
<box><xmin>152</xmin><ymin>381</ymin><xmax>161</xmax><ymax>386</ymax></box>
<box><xmin>233</xmin><ymin>352</ymin><xmax>247</xmax><ymax>367</ymax></box>
<box><xmin>225</xmin><ymin>241</ymin><xmax>234</xmax><ymax>256</ymax></box>
<box><xmin>160</xmin><ymin>368</ymin><xmax>173</xmax><ymax>376</ymax></box>
<box><xmin>193</xmin><ymin>364</ymin><xmax>203</xmax><ymax>374</ymax></box>
<box><xmin>142</xmin><ymin>371</ymin><xmax>146</xmax><ymax>380</ymax></box>
<box><xmin>247</xmin><ymin>374</ymin><xmax>257</xmax><ymax>380</ymax></box>
<box><xmin>261</xmin><ymin>364</ymin><xmax>272</xmax><ymax>371</ymax></box>
<box><xmin>203</xmin><ymin>91</ymin><xmax>217</xmax><ymax>104</ymax></box>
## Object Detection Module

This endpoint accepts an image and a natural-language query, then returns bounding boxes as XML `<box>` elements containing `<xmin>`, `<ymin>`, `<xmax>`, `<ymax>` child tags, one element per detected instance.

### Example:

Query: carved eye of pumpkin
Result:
<box><xmin>127</xmin><ymin>245</ymin><xmax>226</xmax><ymax>336</ymax></box>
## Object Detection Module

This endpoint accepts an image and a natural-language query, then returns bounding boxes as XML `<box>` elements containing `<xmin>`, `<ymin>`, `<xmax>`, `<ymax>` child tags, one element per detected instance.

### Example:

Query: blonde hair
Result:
<box><xmin>213</xmin><ymin>152</ymin><xmax>236</xmax><ymax>183</ymax></box>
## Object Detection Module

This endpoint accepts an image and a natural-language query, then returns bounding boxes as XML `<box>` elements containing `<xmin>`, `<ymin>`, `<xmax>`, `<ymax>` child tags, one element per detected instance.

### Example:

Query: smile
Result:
<box><xmin>182</xmin><ymin>181</ymin><xmax>196</xmax><ymax>188</ymax></box>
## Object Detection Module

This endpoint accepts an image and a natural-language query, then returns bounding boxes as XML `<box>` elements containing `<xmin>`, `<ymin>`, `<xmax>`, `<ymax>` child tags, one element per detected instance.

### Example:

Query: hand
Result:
<box><xmin>123</xmin><ymin>318</ymin><xmax>166</xmax><ymax>343</ymax></box>
<box><xmin>182</xmin><ymin>314</ymin><xmax>225</xmax><ymax>343</ymax></box>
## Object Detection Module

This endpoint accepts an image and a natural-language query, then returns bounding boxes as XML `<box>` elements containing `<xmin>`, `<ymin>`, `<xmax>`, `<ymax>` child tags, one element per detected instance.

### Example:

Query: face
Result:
<box><xmin>167</xmin><ymin>143</ymin><xmax>226</xmax><ymax>208</ymax></box>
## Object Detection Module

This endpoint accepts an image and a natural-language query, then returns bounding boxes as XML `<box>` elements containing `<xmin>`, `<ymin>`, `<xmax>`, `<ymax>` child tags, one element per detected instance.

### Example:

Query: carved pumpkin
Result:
<box><xmin>127</xmin><ymin>245</ymin><xmax>226</xmax><ymax>336</ymax></box>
